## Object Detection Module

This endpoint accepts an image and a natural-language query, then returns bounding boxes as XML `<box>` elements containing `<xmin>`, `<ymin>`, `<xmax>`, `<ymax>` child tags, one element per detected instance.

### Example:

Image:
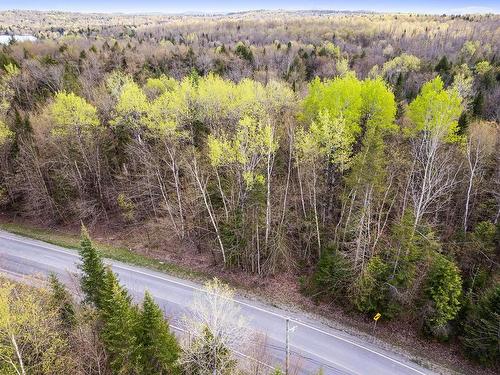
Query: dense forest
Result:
<box><xmin>0</xmin><ymin>10</ymin><xmax>499</xmax><ymax>370</ymax></box>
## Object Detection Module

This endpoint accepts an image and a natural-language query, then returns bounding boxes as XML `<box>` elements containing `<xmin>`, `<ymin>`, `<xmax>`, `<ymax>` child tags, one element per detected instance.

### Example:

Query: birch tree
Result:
<box><xmin>297</xmin><ymin>73</ymin><xmax>362</xmax><ymax>255</ymax></box>
<box><xmin>50</xmin><ymin>91</ymin><xmax>106</xmax><ymax>220</ymax></box>
<box><xmin>406</xmin><ymin>77</ymin><xmax>463</xmax><ymax>227</ymax></box>
<box><xmin>463</xmin><ymin>121</ymin><xmax>497</xmax><ymax>232</ymax></box>
<box><xmin>181</xmin><ymin>278</ymin><xmax>250</xmax><ymax>375</ymax></box>
<box><xmin>341</xmin><ymin>78</ymin><xmax>397</xmax><ymax>270</ymax></box>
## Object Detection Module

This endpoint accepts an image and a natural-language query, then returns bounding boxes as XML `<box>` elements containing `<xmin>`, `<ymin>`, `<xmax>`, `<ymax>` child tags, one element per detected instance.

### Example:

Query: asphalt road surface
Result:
<box><xmin>0</xmin><ymin>229</ymin><xmax>434</xmax><ymax>375</ymax></box>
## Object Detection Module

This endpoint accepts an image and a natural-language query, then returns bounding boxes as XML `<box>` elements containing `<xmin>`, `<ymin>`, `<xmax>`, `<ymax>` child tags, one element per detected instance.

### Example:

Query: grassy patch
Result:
<box><xmin>0</xmin><ymin>222</ymin><xmax>205</xmax><ymax>281</ymax></box>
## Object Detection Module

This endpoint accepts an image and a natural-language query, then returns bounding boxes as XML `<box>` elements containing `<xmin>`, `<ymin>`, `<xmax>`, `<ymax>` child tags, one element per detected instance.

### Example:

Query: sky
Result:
<box><xmin>0</xmin><ymin>1</ymin><xmax>498</xmax><ymax>15</ymax></box>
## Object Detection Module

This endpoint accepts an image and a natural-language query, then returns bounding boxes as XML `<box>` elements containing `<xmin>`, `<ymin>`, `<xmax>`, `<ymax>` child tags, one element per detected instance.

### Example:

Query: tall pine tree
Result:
<box><xmin>78</xmin><ymin>225</ymin><xmax>106</xmax><ymax>308</ymax></box>
<box><xmin>100</xmin><ymin>268</ymin><xmax>140</xmax><ymax>374</ymax></box>
<box><xmin>137</xmin><ymin>291</ymin><xmax>180</xmax><ymax>374</ymax></box>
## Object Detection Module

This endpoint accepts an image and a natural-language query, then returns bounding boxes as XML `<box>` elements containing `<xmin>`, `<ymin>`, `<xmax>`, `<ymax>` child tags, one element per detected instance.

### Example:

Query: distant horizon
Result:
<box><xmin>0</xmin><ymin>1</ymin><xmax>498</xmax><ymax>15</ymax></box>
<box><xmin>2</xmin><ymin>8</ymin><xmax>499</xmax><ymax>16</ymax></box>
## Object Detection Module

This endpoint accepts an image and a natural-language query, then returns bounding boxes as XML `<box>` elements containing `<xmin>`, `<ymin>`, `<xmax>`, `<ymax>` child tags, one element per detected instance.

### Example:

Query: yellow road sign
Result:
<box><xmin>373</xmin><ymin>312</ymin><xmax>381</xmax><ymax>321</ymax></box>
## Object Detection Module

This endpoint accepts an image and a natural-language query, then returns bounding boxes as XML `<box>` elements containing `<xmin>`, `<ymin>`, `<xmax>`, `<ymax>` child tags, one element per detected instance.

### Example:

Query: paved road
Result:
<box><xmin>0</xmin><ymin>230</ymin><xmax>434</xmax><ymax>375</ymax></box>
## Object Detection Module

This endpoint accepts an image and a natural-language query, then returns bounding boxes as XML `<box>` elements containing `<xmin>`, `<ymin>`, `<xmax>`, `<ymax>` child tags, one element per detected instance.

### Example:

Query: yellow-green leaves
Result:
<box><xmin>302</xmin><ymin>74</ymin><xmax>363</xmax><ymax>137</ymax></box>
<box><xmin>207</xmin><ymin>134</ymin><xmax>237</xmax><ymax>167</ymax></box>
<box><xmin>475</xmin><ymin>60</ymin><xmax>492</xmax><ymax>75</ymax></box>
<box><xmin>452</xmin><ymin>64</ymin><xmax>474</xmax><ymax>105</ymax></box>
<box><xmin>0</xmin><ymin>278</ymin><xmax>75</xmax><ymax>374</ymax></box>
<box><xmin>50</xmin><ymin>92</ymin><xmax>99</xmax><ymax>136</ymax></box>
<box><xmin>3</xmin><ymin>63</ymin><xmax>19</xmax><ymax>77</ymax></box>
<box><xmin>300</xmin><ymin>75</ymin><xmax>397</xmax><ymax>171</ymax></box>
<box><xmin>142</xmin><ymin>93</ymin><xmax>177</xmax><ymax>136</ymax></box>
<box><xmin>361</xmin><ymin>78</ymin><xmax>397</xmax><ymax>133</ymax></box>
<box><xmin>242</xmin><ymin>171</ymin><xmax>265</xmax><ymax>190</ymax></box>
<box><xmin>318</xmin><ymin>41</ymin><xmax>341</xmax><ymax>58</ymax></box>
<box><xmin>380</xmin><ymin>53</ymin><xmax>421</xmax><ymax>84</ymax></box>
<box><xmin>0</xmin><ymin>120</ymin><xmax>13</xmax><ymax>145</ymax></box>
<box><xmin>407</xmin><ymin>77</ymin><xmax>463</xmax><ymax>143</ymax></box>
<box><xmin>0</xmin><ymin>62</ymin><xmax>20</xmax><ymax>118</ymax></box>
<box><xmin>110</xmin><ymin>81</ymin><xmax>149</xmax><ymax>134</ymax></box>
<box><xmin>115</xmin><ymin>81</ymin><xmax>148</xmax><ymax>115</ymax></box>
<box><xmin>208</xmin><ymin>115</ymin><xmax>278</xmax><ymax>190</ymax></box>
<box><xmin>145</xmin><ymin>75</ymin><xmax>178</xmax><ymax>98</ymax></box>
<box><xmin>105</xmin><ymin>70</ymin><xmax>133</xmax><ymax>99</ymax></box>
<box><xmin>296</xmin><ymin>110</ymin><xmax>354</xmax><ymax>171</ymax></box>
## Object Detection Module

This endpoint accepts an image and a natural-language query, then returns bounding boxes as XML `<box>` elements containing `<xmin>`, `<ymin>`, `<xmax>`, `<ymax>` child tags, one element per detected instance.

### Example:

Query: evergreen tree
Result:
<box><xmin>311</xmin><ymin>247</ymin><xmax>353</xmax><ymax>299</ymax></box>
<box><xmin>48</xmin><ymin>273</ymin><xmax>76</xmax><ymax>330</ymax></box>
<box><xmin>462</xmin><ymin>286</ymin><xmax>500</xmax><ymax>366</ymax></box>
<box><xmin>472</xmin><ymin>91</ymin><xmax>484</xmax><ymax>117</ymax></box>
<box><xmin>183</xmin><ymin>325</ymin><xmax>236</xmax><ymax>375</ymax></box>
<box><xmin>424</xmin><ymin>254</ymin><xmax>462</xmax><ymax>336</ymax></box>
<box><xmin>137</xmin><ymin>291</ymin><xmax>180</xmax><ymax>375</ymax></box>
<box><xmin>435</xmin><ymin>55</ymin><xmax>451</xmax><ymax>73</ymax></box>
<box><xmin>354</xmin><ymin>256</ymin><xmax>391</xmax><ymax>315</ymax></box>
<box><xmin>100</xmin><ymin>268</ymin><xmax>140</xmax><ymax>374</ymax></box>
<box><xmin>78</xmin><ymin>225</ymin><xmax>106</xmax><ymax>308</ymax></box>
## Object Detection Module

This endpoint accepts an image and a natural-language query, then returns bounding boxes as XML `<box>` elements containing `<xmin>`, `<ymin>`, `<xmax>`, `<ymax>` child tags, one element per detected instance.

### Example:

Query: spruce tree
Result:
<box><xmin>183</xmin><ymin>325</ymin><xmax>236</xmax><ymax>375</ymax></box>
<box><xmin>100</xmin><ymin>268</ymin><xmax>140</xmax><ymax>374</ymax></box>
<box><xmin>48</xmin><ymin>273</ymin><xmax>76</xmax><ymax>330</ymax></box>
<box><xmin>137</xmin><ymin>291</ymin><xmax>180</xmax><ymax>374</ymax></box>
<box><xmin>425</xmin><ymin>254</ymin><xmax>462</xmax><ymax>335</ymax></box>
<box><xmin>78</xmin><ymin>225</ymin><xmax>106</xmax><ymax>308</ymax></box>
<box><xmin>463</xmin><ymin>286</ymin><xmax>500</xmax><ymax>366</ymax></box>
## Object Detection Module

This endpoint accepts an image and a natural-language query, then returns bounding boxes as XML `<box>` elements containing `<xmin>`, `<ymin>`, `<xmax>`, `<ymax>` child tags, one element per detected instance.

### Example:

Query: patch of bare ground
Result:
<box><xmin>1</xmin><ymin>214</ymin><xmax>496</xmax><ymax>375</ymax></box>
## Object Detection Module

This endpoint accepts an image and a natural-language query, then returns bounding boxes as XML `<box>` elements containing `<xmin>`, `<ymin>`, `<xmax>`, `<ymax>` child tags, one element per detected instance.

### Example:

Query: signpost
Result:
<box><xmin>373</xmin><ymin>312</ymin><xmax>381</xmax><ymax>333</ymax></box>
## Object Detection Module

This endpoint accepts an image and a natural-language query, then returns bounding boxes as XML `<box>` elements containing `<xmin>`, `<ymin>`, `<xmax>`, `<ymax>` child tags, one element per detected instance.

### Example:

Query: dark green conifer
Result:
<box><xmin>48</xmin><ymin>273</ymin><xmax>76</xmax><ymax>330</ymax></box>
<box><xmin>463</xmin><ymin>286</ymin><xmax>500</xmax><ymax>366</ymax></box>
<box><xmin>137</xmin><ymin>291</ymin><xmax>180</xmax><ymax>374</ymax></box>
<box><xmin>78</xmin><ymin>225</ymin><xmax>106</xmax><ymax>308</ymax></box>
<box><xmin>100</xmin><ymin>269</ymin><xmax>140</xmax><ymax>374</ymax></box>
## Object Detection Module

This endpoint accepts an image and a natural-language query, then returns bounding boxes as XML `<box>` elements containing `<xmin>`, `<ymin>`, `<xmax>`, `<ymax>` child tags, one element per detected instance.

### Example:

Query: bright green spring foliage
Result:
<box><xmin>463</xmin><ymin>286</ymin><xmax>500</xmax><ymax>366</ymax></box>
<box><xmin>407</xmin><ymin>76</ymin><xmax>463</xmax><ymax>143</ymax></box>
<box><xmin>302</xmin><ymin>73</ymin><xmax>363</xmax><ymax>137</ymax></box>
<box><xmin>137</xmin><ymin>291</ymin><xmax>180</xmax><ymax>375</ymax></box>
<box><xmin>344</xmin><ymin>78</ymin><xmax>397</xmax><ymax>192</ymax></box>
<box><xmin>0</xmin><ymin>62</ymin><xmax>19</xmax><ymax>144</ymax></box>
<box><xmin>299</xmin><ymin>75</ymin><xmax>397</xmax><ymax>170</ymax></box>
<box><xmin>425</xmin><ymin>254</ymin><xmax>462</xmax><ymax>330</ymax></box>
<box><xmin>142</xmin><ymin>86</ymin><xmax>185</xmax><ymax>138</ymax></box>
<box><xmin>78</xmin><ymin>225</ymin><xmax>106</xmax><ymax>309</ymax></box>
<box><xmin>183</xmin><ymin>325</ymin><xmax>237</xmax><ymax>375</ymax></box>
<box><xmin>145</xmin><ymin>75</ymin><xmax>178</xmax><ymax>97</ymax></box>
<box><xmin>50</xmin><ymin>91</ymin><xmax>100</xmax><ymax>136</ymax></box>
<box><xmin>296</xmin><ymin>110</ymin><xmax>354</xmax><ymax>170</ymax></box>
<box><xmin>0</xmin><ymin>63</ymin><xmax>19</xmax><ymax>116</ymax></box>
<box><xmin>105</xmin><ymin>70</ymin><xmax>133</xmax><ymax>99</ymax></box>
<box><xmin>0</xmin><ymin>278</ymin><xmax>75</xmax><ymax>374</ymax></box>
<box><xmin>360</xmin><ymin>78</ymin><xmax>397</xmax><ymax>133</ymax></box>
<box><xmin>100</xmin><ymin>269</ymin><xmax>141</xmax><ymax>375</ymax></box>
<box><xmin>112</xmin><ymin>81</ymin><xmax>149</xmax><ymax>128</ymax></box>
<box><xmin>208</xmin><ymin>115</ymin><xmax>278</xmax><ymax>189</ymax></box>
